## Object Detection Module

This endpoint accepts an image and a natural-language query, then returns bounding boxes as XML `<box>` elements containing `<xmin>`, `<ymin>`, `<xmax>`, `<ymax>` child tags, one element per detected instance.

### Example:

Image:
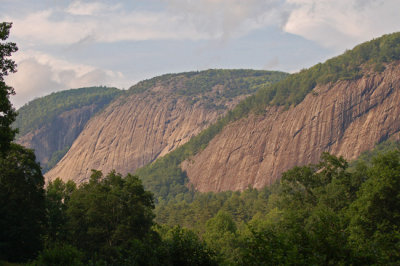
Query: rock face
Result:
<box><xmin>17</xmin><ymin>104</ymin><xmax>101</xmax><ymax>167</ymax></box>
<box><xmin>45</xmin><ymin>83</ymin><xmax>250</xmax><ymax>183</ymax></box>
<box><xmin>15</xmin><ymin>87</ymin><xmax>121</xmax><ymax>172</ymax></box>
<box><xmin>182</xmin><ymin>62</ymin><xmax>400</xmax><ymax>192</ymax></box>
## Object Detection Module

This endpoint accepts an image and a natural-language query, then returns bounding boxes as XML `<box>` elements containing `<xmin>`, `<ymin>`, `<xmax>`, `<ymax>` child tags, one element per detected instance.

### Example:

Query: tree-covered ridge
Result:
<box><xmin>14</xmin><ymin>86</ymin><xmax>122</xmax><ymax>136</ymax></box>
<box><xmin>129</xmin><ymin>69</ymin><xmax>287</xmax><ymax>105</ymax></box>
<box><xmin>239</xmin><ymin>31</ymin><xmax>400</xmax><ymax>113</ymax></box>
<box><xmin>135</xmin><ymin>32</ymin><xmax>400</xmax><ymax>203</ymax></box>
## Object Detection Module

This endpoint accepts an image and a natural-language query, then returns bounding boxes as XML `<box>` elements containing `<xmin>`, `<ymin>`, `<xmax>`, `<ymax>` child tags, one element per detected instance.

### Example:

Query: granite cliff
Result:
<box><xmin>182</xmin><ymin>62</ymin><xmax>400</xmax><ymax>191</ymax></box>
<box><xmin>15</xmin><ymin>87</ymin><xmax>121</xmax><ymax>172</ymax></box>
<box><xmin>45</xmin><ymin>70</ymin><xmax>286</xmax><ymax>183</ymax></box>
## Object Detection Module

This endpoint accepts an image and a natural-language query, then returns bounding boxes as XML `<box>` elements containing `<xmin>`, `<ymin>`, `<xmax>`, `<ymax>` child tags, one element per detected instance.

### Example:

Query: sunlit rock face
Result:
<box><xmin>183</xmin><ymin>62</ymin><xmax>400</xmax><ymax>192</ymax></box>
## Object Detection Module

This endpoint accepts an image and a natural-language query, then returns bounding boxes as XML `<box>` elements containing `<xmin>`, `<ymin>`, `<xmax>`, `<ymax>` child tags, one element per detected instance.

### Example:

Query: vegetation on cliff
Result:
<box><xmin>129</xmin><ymin>69</ymin><xmax>288</xmax><ymax>110</ymax></box>
<box><xmin>135</xmin><ymin>32</ymin><xmax>400</xmax><ymax>203</ymax></box>
<box><xmin>244</xmin><ymin>32</ymin><xmax>400</xmax><ymax>112</ymax></box>
<box><xmin>14</xmin><ymin>86</ymin><xmax>121</xmax><ymax>137</ymax></box>
<box><xmin>14</xmin><ymin>86</ymin><xmax>122</xmax><ymax>172</ymax></box>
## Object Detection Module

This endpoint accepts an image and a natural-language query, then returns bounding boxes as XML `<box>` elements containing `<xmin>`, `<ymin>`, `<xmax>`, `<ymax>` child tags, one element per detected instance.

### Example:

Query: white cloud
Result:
<box><xmin>164</xmin><ymin>0</ymin><xmax>289</xmax><ymax>40</ymax></box>
<box><xmin>284</xmin><ymin>0</ymin><xmax>400</xmax><ymax>51</ymax></box>
<box><xmin>3</xmin><ymin>0</ymin><xmax>289</xmax><ymax>46</ymax></box>
<box><xmin>2</xmin><ymin>0</ymin><xmax>399</xmax><ymax>48</ymax></box>
<box><xmin>3</xmin><ymin>4</ymin><xmax>209</xmax><ymax>45</ymax></box>
<box><xmin>66</xmin><ymin>1</ymin><xmax>115</xmax><ymax>16</ymax></box>
<box><xmin>5</xmin><ymin>10</ymin><xmax>92</xmax><ymax>45</ymax></box>
<box><xmin>5</xmin><ymin>51</ymin><xmax>126</xmax><ymax>108</ymax></box>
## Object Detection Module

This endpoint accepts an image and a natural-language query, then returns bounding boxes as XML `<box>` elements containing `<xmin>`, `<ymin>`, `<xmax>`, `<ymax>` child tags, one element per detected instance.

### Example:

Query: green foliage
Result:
<box><xmin>158</xmin><ymin>225</ymin><xmax>218</xmax><ymax>266</ymax></box>
<box><xmin>41</xmin><ymin>171</ymin><xmax>219</xmax><ymax>265</ymax></box>
<box><xmin>155</xmin><ymin>187</ymin><xmax>270</xmax><ymax>231</ymax></box>
<box><xmin>239</xmin><ymin>226</ymin><xmax>300</xmax><ymax>266</ymax></box>
<box><xmin>66</xmin><ymin>170</ymin><xmax>155</xmax><ymax>262</ymax></box>
<box><xmin>350</xmin><ymin>138</ymin><xmax>400</xmax><ymax>168</ymax></box>
<box><xmin>348</xmin><ymin>150</ymin><xmax>400</xmax><ymax>263</ymax></box>
<box><xmin>30</xmin><ymin>244</ymin><xmax>84</xmax><ymax>266</ymax></box>
<box><xmin>129</xmin><ymin>69</ymin><xmax>287</xmax><ymax>100</ymax></box>
<box><xmin>14</xmin><ymin>86</ymin><xmax>121</xmax><ymax>137</ymax></box>
<box><xmin>45</xmin><ymin>178</ymin><xmax>76</xmax><ymax>244</ymax></box>
<box><xmin>151</xmin><ymin>148</ymin><xmax>400</xmax><ymax>265</ymax></box>
<box><xmin>10</xmin><ymin>146</ymin><xmax>400</xmax><ymax>264</ymax></box>
<box><xmin>203</xmin><ymin>211</ymin><xmax>239</xmax><ymax>264</ymax></box>
<box><xmin>0</xmin><ymin>22</ymin><xmax>18</xmax><ymax>154</ymax></box>
<box><xmin>0</xmin><ymin>144</ymin><xmax>46</xmax><ymax>262</ymax></box>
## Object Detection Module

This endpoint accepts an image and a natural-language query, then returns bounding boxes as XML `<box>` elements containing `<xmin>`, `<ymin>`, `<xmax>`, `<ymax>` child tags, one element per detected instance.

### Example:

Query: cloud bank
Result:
<box><xmin>5</xmin><ymin>0</ymin><xmax>399</xmax><ymax>48</ymax></box>
<box><xmin>5</xmin><ymin>51</ymin><xmax>124</xmax><ymax>108</ymax></box>
<box><xmin>284</xmin><ymin>0</ymin><xmax>400</xmax><ymax>50</ymax></box>
<box><xmin>1</xmin><ymin>0</ymin><xmax>400</xmax><ymax>107</ymax></box>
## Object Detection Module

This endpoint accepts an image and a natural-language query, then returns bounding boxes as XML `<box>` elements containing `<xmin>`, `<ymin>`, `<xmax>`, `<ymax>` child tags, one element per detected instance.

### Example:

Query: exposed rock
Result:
<box><xmin>17</xmin><ymin>104</ymin><xmax>100</xmax><ymax>167</ymax></box>
<box><xmin>45</xmin><ymin>84</ymin><xmax>249</xmax><ymax>183</ymax></box>
<box><xmin>182</xmin><ymin>62</ymin><xmax>400</xmax><ymax>192</ymax></box>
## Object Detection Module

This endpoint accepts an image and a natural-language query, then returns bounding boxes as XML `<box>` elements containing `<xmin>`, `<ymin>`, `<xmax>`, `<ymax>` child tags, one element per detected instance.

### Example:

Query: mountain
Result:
<box><xmin>135</xmin><ymin>32</ymin><xmax>400</xmax><ymax>197</ymax></box>
<box><xmin>14</xmin><ymin>87</ymin><xmax>122</xmax><ymax>172</ymax></box>
<box><xmin>45</xmin><ymin>70</ymin><xmax>287</xmax><ymax>183</ymax></box>
<box><xmin>184</xmin><ymin>63</ymin><xmax>400</xmax><ymax>191</ymax></box>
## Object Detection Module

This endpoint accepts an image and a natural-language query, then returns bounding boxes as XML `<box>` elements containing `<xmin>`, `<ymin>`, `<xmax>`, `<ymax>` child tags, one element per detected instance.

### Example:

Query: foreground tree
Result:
<box><xmin>0</xmin><ymin>144</ymin><xmax>46</xmax><ymax>262</ymax></box>
<box><xmin>0</xmin><ymin>22</ymin><xmax>46</xmax><ymax>263</ymax></box>
<box><xmin>45</xmin><ymin>178</ymin><xmax>76</xmax><ymax>244</ymax></box>
<box><xmin>66</xmin><ymin>170</ymin><xmax>155</xmax><ymax>263</ymax></box>
<box><xmin>348</xmin><ymin>150</ymin><xmax>400</xmax><ymax>264</ymax></box>
<box><xmin>0</xmin><ymin>22</ymin><xmax>18</xmax><ymax>154</ymax></box>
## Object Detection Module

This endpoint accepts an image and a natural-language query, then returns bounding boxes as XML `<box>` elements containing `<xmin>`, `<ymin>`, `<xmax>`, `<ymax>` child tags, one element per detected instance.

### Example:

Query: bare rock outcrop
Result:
<box><xmin>17</xmin><ymin>104</ymin><xmax>100</xmax><ymax>166</ymax></box>
<box><xmin>45</xmin><ymin>84</ymin><xmax>247</xmax><ymax>183</ymax></box>
<box><xmin>182</xmin><ymin>62</ymin><xmax>400</xmax><ymax>192</ymax></box>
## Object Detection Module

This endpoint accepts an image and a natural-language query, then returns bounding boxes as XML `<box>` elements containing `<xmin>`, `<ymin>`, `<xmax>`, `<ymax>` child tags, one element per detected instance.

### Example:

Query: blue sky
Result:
<box><xmin>2</xmin><ymin>0</ymin><xmax>400</xmax><ymax>108</ymax></box>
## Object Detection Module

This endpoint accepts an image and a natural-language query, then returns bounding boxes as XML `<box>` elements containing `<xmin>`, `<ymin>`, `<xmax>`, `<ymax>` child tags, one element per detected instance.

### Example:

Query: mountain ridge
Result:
<box><xmin>133</xmin><ymin>32</ymin><xmax>400</xmax><ymax>198</ymax></box>
<box><xmin>183</xmin><ymin>61</ymin><xmax>400</xmax><ymax>191</ymax></box>
<box><xmin>45</xmin><ymin>70</ymin><xmax>287</xmax><ymax>182</ymax></box>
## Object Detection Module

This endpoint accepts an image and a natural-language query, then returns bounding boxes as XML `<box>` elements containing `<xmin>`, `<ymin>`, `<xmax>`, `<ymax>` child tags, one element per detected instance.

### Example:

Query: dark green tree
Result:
<box><xmin>160</xmin><ymin>226</ymin><xmax>218</xmax><ymax>266</ymax></box>
<box><xmin>0</xmin><ymin>22</ymin><xmax>46</xmax><ymax>263</ymax></box>
<box><xmin>66</xmin><ymin>170</ymin><xmax>155</xmax><ymax>262</ymax></box>
<box><xmin>45</xmin><ymin>178</ymin><xmax>76</xmax><ymax>244</ymax></box>
<box><xmin>0</xmin><ymin>22</ymin><xmax>18</xmax><ymax>154</ymax></box>
<box><xmin>348</xmin><ymin>150</ymin><xmax>400</xmax><ymax>264</ymax></box>
<box><xmin>32</xmin><ymin>244</ymin><xmax>84</xmax><ymax>266</ymax></box>
<box><xmin>203</xmin><ymin>211</ymin><xmax>238</xmax><ymax>263</ymax></box>
<box><xmin>0</xmin><ymin>143</ymin><xmax>46</xmax><ymax>262</ymax></box>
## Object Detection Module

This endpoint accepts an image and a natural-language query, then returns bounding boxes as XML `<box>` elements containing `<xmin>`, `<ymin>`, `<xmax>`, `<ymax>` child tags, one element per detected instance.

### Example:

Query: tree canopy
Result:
<box><xmin>0</xmin><ymin>22</ymin><xmax>46</xmax><ymax>264</ymax></box>
<box><xmin>0</xmin><ymin>22</ymin><xmax>18</xmax><ymax>154</ymax></box>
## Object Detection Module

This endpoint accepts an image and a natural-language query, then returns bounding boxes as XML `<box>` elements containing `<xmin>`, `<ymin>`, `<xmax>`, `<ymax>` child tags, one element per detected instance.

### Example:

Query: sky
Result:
<box><xmin>1</xmin><ymin>0</ymin><xmax>399</xmax><ymax>108</ymax></box>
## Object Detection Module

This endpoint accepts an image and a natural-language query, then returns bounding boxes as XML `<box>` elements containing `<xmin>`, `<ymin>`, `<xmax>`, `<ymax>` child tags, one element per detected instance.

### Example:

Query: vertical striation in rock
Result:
<box><xmin>17</xmin><ymin>104</ymin><xmax>102</xmax><ymax>166</ymax></box>
<box><xmin>45</xmin><ymin>83</ymin><xmax>251</xmax><ymax>183</ymax></box>
<box><xmin>182</xmin><ymin>62</ymin><xmax>400</xmax><ymax>192</ymax></box>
